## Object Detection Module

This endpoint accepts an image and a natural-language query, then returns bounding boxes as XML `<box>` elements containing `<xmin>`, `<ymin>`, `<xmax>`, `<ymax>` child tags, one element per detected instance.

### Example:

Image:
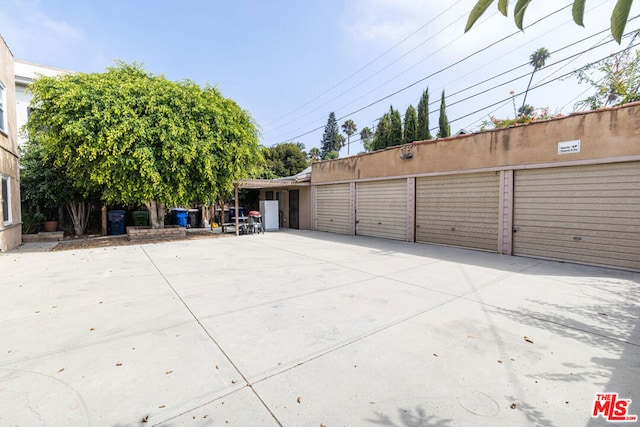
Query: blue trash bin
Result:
<box><xmin>172</xmin><ymin>209</ymin><xmax>188</xmax><ymax>228</ymax></box>
<box><xmin>107</xmin><ymin>210</ymin><xmax>126</xmax><ymax>235</ymax></box>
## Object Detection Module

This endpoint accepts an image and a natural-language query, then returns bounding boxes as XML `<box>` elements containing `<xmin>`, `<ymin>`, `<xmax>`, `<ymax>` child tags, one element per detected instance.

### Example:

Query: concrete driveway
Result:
<box><xmin>1</xmin><ymin>230</ymin><xmax>638</xmax><ymax>426</ymax></box>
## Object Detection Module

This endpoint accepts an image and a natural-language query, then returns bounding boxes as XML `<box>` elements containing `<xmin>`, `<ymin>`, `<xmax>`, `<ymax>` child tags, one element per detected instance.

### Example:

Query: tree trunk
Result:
<box><xmin>145</xmin><ymin>201</ymin><xmax>165</xmax><ymax>229</ymax></box>
<box><xmin>66</xmin><ymin>201</ymin><xmax>91</xmax><ymax>236</ymax></box>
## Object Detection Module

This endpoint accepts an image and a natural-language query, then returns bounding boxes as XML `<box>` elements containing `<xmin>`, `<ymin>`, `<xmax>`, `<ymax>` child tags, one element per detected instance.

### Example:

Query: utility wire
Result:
<box><xmin>269</xmin><ymin>2</ymin><xmax>573</xmax><ymax>145</ymax></box>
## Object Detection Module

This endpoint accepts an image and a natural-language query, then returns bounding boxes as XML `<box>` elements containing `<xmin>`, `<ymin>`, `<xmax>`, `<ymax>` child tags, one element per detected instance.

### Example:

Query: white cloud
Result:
<box><xmin>0</xmin><ymin>0</ymin><xmax>87</xmax><ymax>67</ymax></box>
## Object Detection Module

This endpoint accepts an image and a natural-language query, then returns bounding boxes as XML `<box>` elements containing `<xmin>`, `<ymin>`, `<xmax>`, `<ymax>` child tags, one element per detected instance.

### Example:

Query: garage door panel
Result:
<box><xmin>316</xmin><ymin>184</ymin><xmax>350</xmax><ymax>234</ymax></box>
<box><xmin>416</xmin><ymin>172</ymin><xmax>500</xmax><ymax>252</ymax></box>
<box><xmin>356</xmin><ymin>180</ymin><xmax>406</xmax><ymax>240</ymax></box>
<box><xmin>514</xmin><ymin>162</ymin><xmax>640</xmax><ymax>271</ymax></box>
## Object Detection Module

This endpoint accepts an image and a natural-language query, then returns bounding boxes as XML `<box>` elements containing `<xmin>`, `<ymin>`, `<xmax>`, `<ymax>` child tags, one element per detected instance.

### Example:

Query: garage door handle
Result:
<box><xmin>512</xmin><ymin>226</ymin><xmax>520</xmax><ymax>232</ymax></box>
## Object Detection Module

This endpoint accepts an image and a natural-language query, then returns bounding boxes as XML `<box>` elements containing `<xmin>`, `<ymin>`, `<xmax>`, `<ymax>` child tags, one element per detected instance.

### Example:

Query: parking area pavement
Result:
<box><xmin>1</xmin><ymin>230</ymin><xmax>639</xmax><ymax>426</ymax></box>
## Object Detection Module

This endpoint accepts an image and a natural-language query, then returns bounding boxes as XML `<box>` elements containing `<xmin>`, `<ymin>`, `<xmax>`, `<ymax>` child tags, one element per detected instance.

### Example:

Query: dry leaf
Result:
<box><xmin>89</xmin><ymin>327</ymin><xmax>95</xmax><ymax>331</ymax></box>
<box><xmin>165</xmin><ymin>370</ymin><xmax>173</xmax><ymax>375</ymax></box>
<box><xmin>142</xmin><ymin>415</ymin><xmax>149</xmax><ymax>423</ymax></box>
<box><xmin>116</xmin><ymin>362</ymin><xmax>123</xmax><ymax>367</ymax></box>
<box><xmin>432</xmin><ymin>353</ymin><xmax>438</xmax><ymax>357</ymax></box>
<box><xmin>497</xmin><ymin>360</ymin><xmax>503</xmax><ymax>364</ymax></box>
<box><xmin>297</xmin><ymin>396</ymin><xmax>301</xmax><ymax>404</ymax></box>
<box><xmin>510</xmin><ymin>403</ymin><xmax>517</xmax><ymax>409</ymax></box>
<box><xmin>58</xmin><ymin>368</ymin><xmax>65</xmax><ymax>373</ymax></box>
<box><xmin>524</xmin><ymin>336</ymin><xmax>533</xmax><ymax>344</ymax></box>
<box><xmin>215</xmin><ymin>364</ymin><xmax>219</xmax><ymax>369</ymax></box>
<box><xmin>159</xmin><ymin>405</ymin><xmax>166</xmax><ymax>408</ymax></box>
<box><xmin>231</xmin><ymin>380</ymin><xmax>237</xmax><ymax>384</ymax></box>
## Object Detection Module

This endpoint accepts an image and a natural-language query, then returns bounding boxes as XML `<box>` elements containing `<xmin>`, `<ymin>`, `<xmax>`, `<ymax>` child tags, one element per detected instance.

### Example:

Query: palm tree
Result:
<box><xmin>521</xmin><ymin>47</ymin><xmax>550</xmax><ymax>116</ymax></box>
<box><xmin>341</xmin><ymin>119</ymin><xmax>357</xmax><ymax>155</ymax></box>
<box><xmin>308</xmin><ymin>147</ymin><xmax>321</xmax><ymax>162</ymax></box>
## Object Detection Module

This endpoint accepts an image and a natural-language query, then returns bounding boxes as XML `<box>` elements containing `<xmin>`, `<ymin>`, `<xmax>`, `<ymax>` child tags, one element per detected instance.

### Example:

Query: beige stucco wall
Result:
<box><xmin>0</xmin><ymin>35</ymin><xmax>21</xmax><ymax>251</ymax></box>
<box><xmin>312</xmin><ymin>102</ymin><xmax>640</xmax><ymax>183</ymax></box>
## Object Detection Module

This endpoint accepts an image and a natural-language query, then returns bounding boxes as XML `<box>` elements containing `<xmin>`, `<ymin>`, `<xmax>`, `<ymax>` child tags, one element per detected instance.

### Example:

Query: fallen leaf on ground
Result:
<box><xmin>231</xmin><ymin>380</ymin><xmax>237</xmax><ymax>384</ymax></box>
<box><xmin>116</xmin><ymin>362</ymin><xmax>122</xmax><ymax>366</ymax></box>
<box><xmin>215</xmin><ymin>365</ymin><xmax>219</xmax><ymax>369</ymax></box>
<box><xmin>510</xmin><ymin>403</ymin><xmax>517</xmax><ymax>409</ymax></box>
<box><xmin>159</xmin><ymin>405</ymin><xmax>166</xmax><ymax>408</ymax></box>
<box><xmin>89</xmin><ymin>327</ymin><xmax>95</xmax><ymax>331</ymax></box>
<box><xmin>142</xmin><ymin>415</ymin><xmax>149</xmax><ymax>423</ymax></box>
<box><xmin>58</xmin><ymin>368</ymin><xmax>65</xmax><ymax>373</ymax></box>
<box><xmin>432</xmin><ymin>353</ymin><xmax>438</xmax><ymax>357</ymax></box>
<box><xmin>524</xmin><ymin>336</ymin><xmax>534</xmax><ymax>344</ymax></box>
<box><xmin>165</xmin><ymin>370</ymin><xmax>173</xmax><ymax>375</ymax></box>
<box><xmin>497</xmin><ymin>360</ymin><xmax>503</xmax><ymax>364</ymax></box>
<box><xmin>297</xmin><ymin>397</ymin><xmax>301</xmax><ymax>404</ymax></box>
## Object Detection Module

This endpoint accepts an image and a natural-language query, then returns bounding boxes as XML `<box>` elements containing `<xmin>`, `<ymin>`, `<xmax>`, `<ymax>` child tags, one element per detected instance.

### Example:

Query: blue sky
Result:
<box><xmin>1</xmin><ymin>0</ymin><xmax>639</xmax><ymax>155</ymax></box>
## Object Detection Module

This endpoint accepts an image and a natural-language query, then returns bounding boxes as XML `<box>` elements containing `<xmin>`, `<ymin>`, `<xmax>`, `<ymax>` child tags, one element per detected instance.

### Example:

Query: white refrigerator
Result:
<box><xmin>259</xmin><ymin>200</ymin><xmax>279</xmax><ymax>231</ymax></box>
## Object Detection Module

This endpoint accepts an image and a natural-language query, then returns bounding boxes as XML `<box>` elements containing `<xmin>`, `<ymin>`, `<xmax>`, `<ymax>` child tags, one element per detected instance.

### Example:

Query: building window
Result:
<box><xmin>2</xmin><ymin>176</ymin><xmax>11</xmax><ymax>225</ymax></box>
<box><xmin>0</xmin><ymin>81</ymin><xmax>6</xmax><ymax>133</ymax></box>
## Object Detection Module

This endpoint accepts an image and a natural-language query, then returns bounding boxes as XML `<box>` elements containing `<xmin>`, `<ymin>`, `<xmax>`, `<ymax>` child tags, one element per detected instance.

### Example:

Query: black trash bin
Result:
<box><xmin>187</xmin><ymin>209</ymin><xmax>201</xmax><ymax>228</ymax></box>
<box><xmin>107</xmin><ymin>210</ymin><xmax>126</xmax><ymax>235</ymax></box>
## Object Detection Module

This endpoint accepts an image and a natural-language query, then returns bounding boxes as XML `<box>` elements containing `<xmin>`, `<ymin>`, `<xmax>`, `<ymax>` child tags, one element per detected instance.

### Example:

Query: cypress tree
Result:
<box><xmin>403</xmin><ymin>105</ymin><xmax>417</xmax><ymax>143</ymax></box>
<box><xmin>389</xmin><ymin>106</ymin><xmax>403</xmax><ymax>146</ymax></box>
<box><xmin>373</xmin><ymin>113</ymin><xmax>391</xmax><ymax>151</ymax></box>
<box><xmin>416</xmin><ymin>88</ymin><xmax>432</xmax><ymax>141</ymax></box>
<box><xmin>437</xmin><ymin>90</ymin><xmax>451</xmax><ymax>138</ymax></box>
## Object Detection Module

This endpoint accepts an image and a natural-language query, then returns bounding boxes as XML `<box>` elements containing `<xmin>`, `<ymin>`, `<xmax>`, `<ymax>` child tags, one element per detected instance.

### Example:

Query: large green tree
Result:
<box><xmin>574</xmin><ymin>48</ymin><xmax>640</xmax><ymax>109</ymax></box>
<box><xmin>262</xmin><ymin>142</ymin><xmax>308</xmax><ymax>177</ymax></box>
<box><xmin>26</xmin><ymin>62</ymin><xmax>262</xmax><ymax>229</ymax></box>
<box><xmin>437</xmin><ymin>90</ymin><xmax>451</xmax><ymax>138</ymax></box>
<box><xmin>465</xmin><ymin>0</ymin><xmax>634</xmax><ymax>43</ymax></box>
<box><xmin>341</xmin><ymin>119</ymin><xmax>357</xmax><ymax>156</ymax></box>
<box><xmin>416</xmin><ymin>88</ymin><xmax>432</xmax><ymax>141</ymax></box>
<box><xmin>308</xmin><ymin>147</ymin><xmax>321</xmax><ymax>162</ymax></box>
<box><xmin>403</xmin><ymin>105</ymin><xmax>418</xmax><ymax>144</ymax></box>
<box><xmin>320</xmin><ymin>112</ymin><xmax>345</xmax><ymax>159</ymax></box>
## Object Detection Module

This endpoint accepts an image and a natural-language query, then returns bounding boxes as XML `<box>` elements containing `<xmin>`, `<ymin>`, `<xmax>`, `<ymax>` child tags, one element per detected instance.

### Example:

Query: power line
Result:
<box><xmin>269</xmin><ymin>2</ymin><xmax>574</xmax><ymax>145</ymax></box>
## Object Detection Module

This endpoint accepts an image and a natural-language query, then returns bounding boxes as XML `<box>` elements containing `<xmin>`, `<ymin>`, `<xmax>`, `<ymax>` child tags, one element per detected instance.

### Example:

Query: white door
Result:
<box><xmin>316</xmin><ymin>184</ymin><xmax>351</xmax><ymax>234</ymax></box>
<box><xmin>356</xmin><ymin>180</ymin><xmax>407</xmax><ymax>240</ymax></box>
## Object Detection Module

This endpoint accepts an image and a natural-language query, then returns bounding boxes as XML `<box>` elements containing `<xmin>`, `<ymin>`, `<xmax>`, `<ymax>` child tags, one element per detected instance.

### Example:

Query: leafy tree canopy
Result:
<box><xmin>262</xmin><ymin>142</ymin><xmax>308</xmax><ymax>178</ymax></box>
<box><xmin>26</xmin><ymin>62</ymin><xmax>262</xmax><ymax>212</ymax></box>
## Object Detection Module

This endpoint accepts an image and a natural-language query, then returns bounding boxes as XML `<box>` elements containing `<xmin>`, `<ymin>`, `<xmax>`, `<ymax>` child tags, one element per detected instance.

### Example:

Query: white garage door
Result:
<box><xmin>513</xmin><ymin>162</ymin><xmax>640</xmax><ymax>271</ymax></box>
<box><xmin>356</xmin><ymin>179</ymin><xmax>407</xmax><ymax>240</ymax></box>
<box><xmin>316</xmin><ymin>184</ymin><xmax>351</xmax><ymax>234</ymax></box>
<box><xmin>416</xmin><ymin>172</ymin><xmax>500</xmax><ymax>251</ymax></box>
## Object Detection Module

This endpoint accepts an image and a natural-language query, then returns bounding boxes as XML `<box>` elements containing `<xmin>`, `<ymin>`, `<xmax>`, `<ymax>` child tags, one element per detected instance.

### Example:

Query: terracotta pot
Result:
<box><xmin>43</xmin><ymin>220</ymin><xmax>59</xmax><ymax>232</ymax></box>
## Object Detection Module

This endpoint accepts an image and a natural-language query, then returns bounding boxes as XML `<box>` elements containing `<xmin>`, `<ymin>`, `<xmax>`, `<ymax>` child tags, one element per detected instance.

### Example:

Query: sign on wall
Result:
<box><xmin>558</xmin><ymin>139</ymin><xmax>581</xmax><ymax>154</ymax></box>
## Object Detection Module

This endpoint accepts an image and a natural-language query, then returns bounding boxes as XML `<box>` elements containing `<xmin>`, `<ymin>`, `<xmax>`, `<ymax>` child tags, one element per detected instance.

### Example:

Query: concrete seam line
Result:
<box><xmin>140</xmin><ymin>246</ymin><xmax>284</xmax><ymax>427</ymax></box>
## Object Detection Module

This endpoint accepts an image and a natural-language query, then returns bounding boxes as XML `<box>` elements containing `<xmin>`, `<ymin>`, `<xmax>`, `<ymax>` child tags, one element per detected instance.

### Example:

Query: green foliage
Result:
<box><xmin>481</xmin><ymin>107</ymin><xmax>563</xmax><ymax>130</ymax></box>
<box><xmin>262</xmin><ymin>142</ymin><xmax>309</xmax><ymax>177</ymax></box>
<box><xmin>465</xmin><ymin>0</ymin><xmax>633</xmax><ymax>43</ymax></box>
<box><xmin>573</xmin><ymin>48</ymin><xmax>640</xmax><ymax>110</ymax></box>
<box><xmin>360</xmin><ymin>127</ymin><xmax>374</xmax><ymax>152</ymax></box>
<box><xmin>325</xmin><ymin>150</ymin><xmax>339</xmax><ymax>160</ymax></box>
<box><xmin>437</xmin><ymin>90</ymin><xmax>451</xmax><ymax>138</ymax></box>
<box><xmin>308</xmin><ymin>147</ymin><xmax>321</xmax><ymax>162</ymax></box>
<box><xmin>20</xmin><ymin>139</ymin><xmax>81</xmax><ymax>213</ymax></box>
<box><xmin>320</xmin><ymin>112</ymin><xmax>345</xmax><ymax>159</ymax></box>
<box><xmin>26</xmin><ymin>62</ymin><xmax>262</xmax><ymax>213</ymax></box>
<box><xmin>373</xmin><ymin>113</ymin><xmax>390</xmax><ymax>151</ymax></box>
<box><xmin>403</xmin><ymin>105</ymin><xmax>418</xmax><ymax>144</ymax></box>
<box><xmin>21</xmin><ymin>211</ymin><xmax>45</xmax><ymax>234</ymax></box>
<box><xmin>341</xmin><ymin>119</ymin><xmax>357</xmax><ymax>155</ymax></box>
<box><xmin>416</xmin><ymin>88</ymin><xmax>432</xmax><ymax>141</ymax></box>
<box><xmin>389</xmin><ymin>106</ymin><xmax>403</xmax><ymax>147</ymax></box>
